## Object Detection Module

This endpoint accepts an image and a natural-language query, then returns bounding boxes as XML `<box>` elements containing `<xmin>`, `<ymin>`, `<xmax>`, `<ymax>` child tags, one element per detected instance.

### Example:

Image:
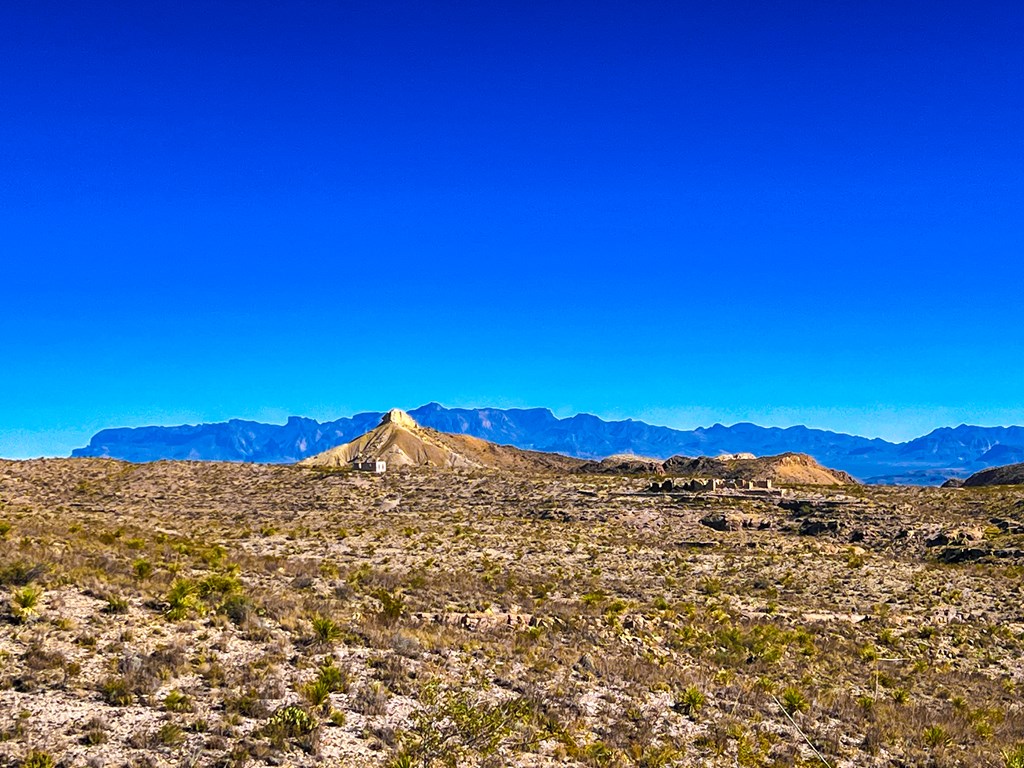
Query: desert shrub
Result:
<box><xmin>22</xmin><ymin>644</ymin><xmax>65</xmax><ymax>671</ymax></box>
<box><xmin>780</xmin><ymin>687</ymin><xmax>809</xmax><ymax>715</ymax></box>
<box><xmin>165</xmin><ymin>579</ymin><xmax>202</xmax><ymax>620</ymax></box>
<box><xmin>374</xmin><ymin>588</ymin><xmax>405</xmax><ymax>625</ymax></box>
<box><xmin>315</xmin><ymin>659</ymin><xmax>349</xmax><ymax>693</ymax></box>
<box><xmin>310</xmin><ymin>614</ymin><xmax>342</xmax><ymax>645</ymax></box>
<box><xmin>924</xmin><ymin>725</ymin><xmax>951</xmax><ymax>748</ymax></box>
<box><xmin>10</xmin><ymin>585</ymin><xmax>43</xmax><ymax>623</ymax></box>
<box><xmin>303</xmin><ymin>679</ymin><xmax>332</xmax><ymax>709</ymax></box>
<box><xmin>198</xmin><ymin>572</ymin><xmax>241</xmax><ymax>599</ymax></box>
<box><xmin>20</xmin><ymin>751</ymin><xmax>54</xmax><ymax>768</ymax></box>
<box><xmin>164</xmin><ymin>690</ymin><xmax>194</xmax><ymax>712</ymax></box>
<box><xmin>262</xmin><ymin>705</ymin><xmax>318</xmax><ymax>753</ymax></box>
<box><xmin>81</xmin><ymin>716</ymin><xmax>109</xmax><ymax>745</ymax></box>
<box><xmin>220</xmin><ymin>594</ymin><xmax>255</xmax><ymax>626</ymax></box>
<box><xmin>99</xmin><ymin>676</ymin><xmax>133</xmax><ymax>706</ymax></box>
<box><xmin>1005</xmin><ymin>745</ymin><xmax>1024</xmax><ymax>768</ymax></box>
<box><xmin>103</xmin><ymin>594</ymin><xmax>130</xmax><ymax>614</ymax></box>
<box><xmin>156</xmin><ymin>722</ymin><xmax>185</xmax><ymax>746</ymax></box>
<box><xmin>674</xmin><ymin>685</ymin><xmax>705</xmax><ymax>718</ymax></box>
<box><xmin>352</xmin><ymin>682</ymin><xmax>390</xmax><ymax>716</ymax></box>
<box><xmin>224</xmin><ymin>688</ymin><xmax>269</xmax><ymax>718</ymax></box>
<box><xmin>0</xmin><ymin>561</ymin><xmax>46</xmax><ymax>586</ymax></box>
<box><xmin>392</xmin><ymin>681</ymin><xmax>534</xmax><ymax>767</ymax></box>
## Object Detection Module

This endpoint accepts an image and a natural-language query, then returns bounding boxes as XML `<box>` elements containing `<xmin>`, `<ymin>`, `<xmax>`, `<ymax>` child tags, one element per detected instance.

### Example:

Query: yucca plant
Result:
<box><xmin>310</xmin><ymin>614</ymin><xmax>342</xmax><ymax>645</ymax></box>
<box><xmin>674</xmin><ymin>685</ymin><xmax>706</xmax><ymax>718</ymax></box>
<box><xmin>1004</xmin><ymin>744</ymin><xmax>1024</xmax><ymax>768</ymax></box>
<box><xmin>11</xmin><ymin>585</ymin><xmax>42</xmax><ymax>623</ymax></box>
<box><xmin>302</xmin><ymin>678</ymin><xmax>332</xmax><ymax>709</ymax></box>
<box><xmin>21</xmin><ymin>751</ymin><xmax>55</xmax><ymax>768</ymax></box>
<box><xmin>165</xmin><ymin>579</ymin><xmax>202</xmax><ymax>620</ymax></box>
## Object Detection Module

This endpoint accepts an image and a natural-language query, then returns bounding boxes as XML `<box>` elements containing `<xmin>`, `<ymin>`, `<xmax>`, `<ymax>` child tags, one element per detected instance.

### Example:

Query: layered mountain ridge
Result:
<box><xmin>71</xmin><ymin>403</ymin><xmax>1024</xmax><ymax>485</ymax></box>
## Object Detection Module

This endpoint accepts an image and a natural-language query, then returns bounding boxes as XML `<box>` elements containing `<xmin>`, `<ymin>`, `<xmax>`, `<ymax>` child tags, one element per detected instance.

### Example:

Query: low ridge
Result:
<box><xmin>661</xmin><ymin>452</ymin><xmax>856</xmax><ymax>486</ymax></box>
<box><xmin>962</xmin><ymin>461</ymin><xmax>1024</xmax><ymax>487</ymax></box>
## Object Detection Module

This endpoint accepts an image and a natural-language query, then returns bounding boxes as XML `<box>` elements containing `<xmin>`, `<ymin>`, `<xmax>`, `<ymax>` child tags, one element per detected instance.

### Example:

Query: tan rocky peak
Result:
<box><xmin>380</xmin><ymin>408</ymin><xmax>419</xmax><ymax>430</ymax></box>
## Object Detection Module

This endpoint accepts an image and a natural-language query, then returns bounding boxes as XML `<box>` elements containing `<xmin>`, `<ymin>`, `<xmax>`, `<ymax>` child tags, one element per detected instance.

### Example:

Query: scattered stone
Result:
<box><xmin>798</xmin><ymin>518</ymin><xmax>841</xmax><ymax>536</ymax></box>
<box><xmin>699</xmin><ymin>513</ymin><xmax>768</xmax><ymax>531</ymax></box>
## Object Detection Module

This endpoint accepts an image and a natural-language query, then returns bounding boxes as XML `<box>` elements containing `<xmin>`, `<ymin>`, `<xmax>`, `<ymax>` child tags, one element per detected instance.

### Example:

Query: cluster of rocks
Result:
<box><xmin>698</xmin><ymin>512</ymin><xmax>771</xmax><ymax>532</ymax></box>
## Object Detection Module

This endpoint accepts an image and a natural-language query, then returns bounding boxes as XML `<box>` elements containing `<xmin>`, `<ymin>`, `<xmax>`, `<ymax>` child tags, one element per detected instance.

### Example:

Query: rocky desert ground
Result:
<box><xmin>1</xmin><ymin>458</ymin><xmax>1023</xmax><ymax>767</ymax></box>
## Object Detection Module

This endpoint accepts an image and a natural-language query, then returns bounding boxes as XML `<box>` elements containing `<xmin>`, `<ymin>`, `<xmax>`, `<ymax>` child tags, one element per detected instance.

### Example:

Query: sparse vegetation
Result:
<box><xmin>10</xmin><ymin>585</ymin><xmax>42</xmax><ymax>623</ymax></box>
<box><xmin>1</xmin><ymin>458</ymin><xmax>1024</xmax><ymax>766</ymax></box>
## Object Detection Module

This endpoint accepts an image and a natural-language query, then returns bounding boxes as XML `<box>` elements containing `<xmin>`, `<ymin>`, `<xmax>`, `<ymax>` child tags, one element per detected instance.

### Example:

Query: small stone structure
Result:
<box><xmin>643</xmin><ymin>477</ymin><xmax>779</xmax><ymax>496</ymax></box>
<box><xmin>352</xmin><ymin>459</ymin><xmax>387</xmax><ymax>474</ymax></box>
<box><xmin>679</xmin><ymin>478</ymin><xmax>772</xmax><ymax>492</ymax></box>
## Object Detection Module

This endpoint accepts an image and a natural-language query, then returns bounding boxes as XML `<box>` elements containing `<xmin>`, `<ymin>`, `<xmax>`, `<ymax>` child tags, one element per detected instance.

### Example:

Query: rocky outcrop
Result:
<box><xmin>962</xmin><ymin>461</ymin><xmax>1024</xmax><ymax>487</ymax></box>
<box><xmin>577</xmin><ymin>454</ymin><xmax>665</xmax><ymax>475</ymax></box>
<box><xmin>300</xmin><ymin>410</ymin><xmax>585</xmax><ymax>473</ymax></box>
<box><xmin>699</xmin><ymin>513</ymin><xmax>769</xmax><ymax>532</ymax></box>
<box><xmin>664</xmin><ymin>452</ymin><xmax>855</xmax><ymax>486</ymax></box>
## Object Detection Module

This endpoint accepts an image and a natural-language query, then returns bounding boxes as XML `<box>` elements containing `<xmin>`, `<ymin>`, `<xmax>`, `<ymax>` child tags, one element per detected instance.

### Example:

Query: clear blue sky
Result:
<box><xmin>3</xmin><ymin>0</ymin><xmax>1023</xmax><ymax>458</ymax></box>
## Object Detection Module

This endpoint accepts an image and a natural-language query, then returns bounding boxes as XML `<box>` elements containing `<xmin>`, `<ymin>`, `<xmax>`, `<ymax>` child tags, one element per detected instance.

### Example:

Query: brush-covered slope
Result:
<box><xmin>662</xmin><ymin>452</ymin><xmax>857</xmax><ymax>486</ymax></box>
<box><xmin>299</xmin><ymin>409</ymin><xmax>583</xmax><ymax>473</ymax></box>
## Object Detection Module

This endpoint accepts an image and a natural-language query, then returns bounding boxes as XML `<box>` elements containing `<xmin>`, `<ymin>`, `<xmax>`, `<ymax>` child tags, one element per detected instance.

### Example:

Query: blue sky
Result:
<box><xmin>3</xmin><ymin>0</ymin><xmax>1023</xmax><ymax>458</ymax></box>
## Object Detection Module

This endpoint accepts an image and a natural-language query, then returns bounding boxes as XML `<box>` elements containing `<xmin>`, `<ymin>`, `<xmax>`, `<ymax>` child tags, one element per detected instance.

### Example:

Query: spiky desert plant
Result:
<box><xmin>21</xmin><ymin>751</ymin><xmax>55</xmax><ymax>768</ymax></box>
<box><xmin>675</xmin><ymin>685</ymin><xmax>706</xmax><ymax>718</ymax></box>
<box><xmin>11</xmin><ymin>585</ymin><xmax>42</xmax><ymax>623</ymax></box>
<box><xmin>310</xmin><ymin>614</ymin><xmax>342</xmax><ymax>645</ymax></box>
<box><xmin>1004</xmin><ymin>744</ymin><xmax>1024</xmax><ymax>768</ymax></box>
<box><xmin>780</xmin><ymin>687</ymin><xmax>809</xmax><ymax>715</ymax></box>
<box><xmin>165</xmin><ymin>579</ymin><xmax>202</xmax><ymax>620</ymax></box>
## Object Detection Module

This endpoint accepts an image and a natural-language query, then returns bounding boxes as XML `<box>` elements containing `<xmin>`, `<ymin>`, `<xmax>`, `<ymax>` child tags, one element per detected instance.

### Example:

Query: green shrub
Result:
<box><xmin>394</xmin><ymin>681</ymin><xmax>533</xmax><ymax>767</ymax></box>
<box><xmin>11</xmin><ymin>585</ymin><xmax>43</xmax><ymax>623</ymax></box>
<box><xmin>674</xmin><ymin>685</ymin><xmax>705</xmax><ymax>718</ymax></box>
<box><xmin>165</xmin><ymin>579</ymin><xmax>202</xmax><ymax>620</ymax></box>
<box><xmin>164</xmin><ymin>690</ymin><xmax>194</xmax><ymax>712</ymax></box>
<box><xmin>103</xmin><ymin>594</ymin><xmax>130</xmax><ymax>615</ymax></box>
<box><xmin>99</xmin><ymin>676</ymin><xmax>133</xmax><ymax>706</ymax></box>
<box><xmin>263</xmin><ymin>705</ymin><xmax>317</xmax><ymax>749</ymax></box>
<box><xmin>303</xmin><ymin>677</ymin><xmax>331</xmax><ymax>708</ymax></box>
<box><xmin>157</xmin><ymin>722</ymin><xmax>185</xmax><ymax>746</ymax></box>
<box><xmin>780</xmin><ymin>687</ymin><xmax>809</xmax><ymax>715</ymax></box>
<box><xmin>1004</xmin><ymin>744</ymin><xmax>1024</xmax><ymax>768</ymax></box>
<box><xmin>132</xmin><ymin>559</ymin><xmax>153</xmax><ymax>580</ymax></box>
<box><xmin>924</xmin><ymin>725</ymin><xmax>951</xmax><ymax>748</ymax></box>
<box><xmin>374</xmin><ymin>588</ymin><xmax>405</xmax><ymax>625</ymax></box>
<box><xmin>310</xmin><ymin>614</ymin><xmax>342</xmax><ymax>645</ymax></box>
<box><xmin>21</xmin><ymin>751</ymin><xmax>54</xmax><ymax>768</ymax></box>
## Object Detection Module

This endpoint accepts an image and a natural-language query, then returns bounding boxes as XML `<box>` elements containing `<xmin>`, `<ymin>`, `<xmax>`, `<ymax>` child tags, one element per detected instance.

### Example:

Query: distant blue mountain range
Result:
<box><xmin>71</xmin><ymin>402</ymin><xmax>1024</xmax><ymax>485</ymax></box>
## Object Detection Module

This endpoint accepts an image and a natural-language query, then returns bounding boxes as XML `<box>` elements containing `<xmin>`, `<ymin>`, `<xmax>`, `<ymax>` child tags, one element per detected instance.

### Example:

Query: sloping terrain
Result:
<box><xmin>1</xmin><ymin>459</ymin><xmax>1023</xmax><ymax>767</ymax></box>
<box><xmin>662</xmin><ymin>452</ymin><xmax>857</xmax><ymax>485</ymax></box>
<box><xmin>962</xmin><ymin>460</ymin><xmax>1024</xmax><ymax>487</ymax></box>
<box><xmin>300</xmin><ymin>409</ymin><xmax>583</xmax><ymax>473</ymax></box>
<box><xmin>575</xmin><ymin>454</ymin><xmax>666</xmax><ymax>475</ymax></box>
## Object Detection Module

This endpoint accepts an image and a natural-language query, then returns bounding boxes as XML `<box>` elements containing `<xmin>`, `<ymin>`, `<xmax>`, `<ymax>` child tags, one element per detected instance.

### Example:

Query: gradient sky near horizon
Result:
<box><xmin>3</xmin><ymin>0</ymin><xmax>1024</xmax><ymax>458</ymax></box>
